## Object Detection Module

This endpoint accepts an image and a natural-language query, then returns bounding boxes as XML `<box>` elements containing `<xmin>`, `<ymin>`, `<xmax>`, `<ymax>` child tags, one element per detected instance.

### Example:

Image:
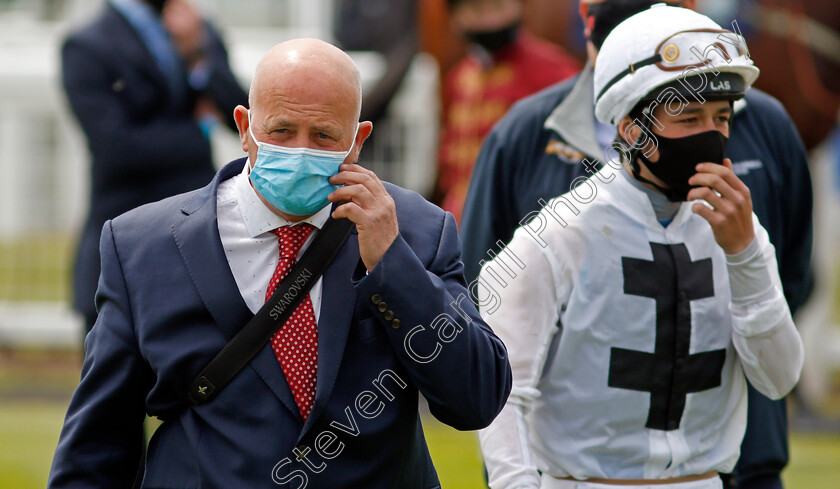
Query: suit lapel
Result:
<box><xmin>172</xmin><ymin>160</ymin><xmax>300</xmax><ymax>419</ymax></box>
<box><xmin>299</xmin><ymin>229</ymin><xmax>360</xmax><ymax>438</ymax></box>
<box><xmin>172</xmin><ymin>163</ymin><xmax>251</xmax><ymax>340</ymax></box>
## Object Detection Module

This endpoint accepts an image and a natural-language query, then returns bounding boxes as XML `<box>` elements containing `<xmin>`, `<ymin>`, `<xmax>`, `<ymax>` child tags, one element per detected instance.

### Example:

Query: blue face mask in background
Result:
<box><xmin>248</xmin><ymin>115</ymin><xmax>359</xmax><ymax>216</ymax></box>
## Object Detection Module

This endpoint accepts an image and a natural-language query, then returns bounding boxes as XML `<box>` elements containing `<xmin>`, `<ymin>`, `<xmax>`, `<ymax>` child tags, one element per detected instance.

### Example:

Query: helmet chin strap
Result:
<box><xmin>625</xmin><ymin>109</ymin><xmax>680</xmax><ymax>201</ymax></box>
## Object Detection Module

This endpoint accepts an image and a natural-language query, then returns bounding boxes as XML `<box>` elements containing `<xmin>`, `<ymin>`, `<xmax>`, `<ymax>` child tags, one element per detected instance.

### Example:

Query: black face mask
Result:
<box><xmin>637</xmin><ymin>130</ymin><xmax>729</xmax><ymax>202</ymax></box>
<box><xmin>464</xmin><ymin>21</ymin><xmax>521</xmax><ymax>53</ymax></box>
<box><xmin>587</xmin><ymin>0</ymin><xmax>682</xmax><ymax>50</ymax></box>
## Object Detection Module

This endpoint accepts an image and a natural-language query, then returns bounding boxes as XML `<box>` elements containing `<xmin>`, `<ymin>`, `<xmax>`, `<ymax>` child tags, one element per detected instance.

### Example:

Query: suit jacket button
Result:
<box><xmin>383</xmin><ymin>310</ymin><xmax>395</xmax><ymax>321</ymax></box>
<box><xmin>390</xmin><ymin>319</ymin><xmax>401</xmax><ymax>329</ymax></box>
<box><xmin>377</xmin><ymin>302</ymin><xmax>388</xmax><ymax>313</ymax></box>
<box><xmin>371</xmin><ymin>294</ymin><xmax>383</xmax><ymax>305</ymax></box>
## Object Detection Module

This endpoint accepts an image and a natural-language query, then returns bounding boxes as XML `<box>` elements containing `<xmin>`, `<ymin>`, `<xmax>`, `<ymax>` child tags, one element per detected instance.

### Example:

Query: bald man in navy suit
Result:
<box><xmin>49</xmin><ymin>38</ymin><xmax>511</xmax><ymax>489</ymax></box>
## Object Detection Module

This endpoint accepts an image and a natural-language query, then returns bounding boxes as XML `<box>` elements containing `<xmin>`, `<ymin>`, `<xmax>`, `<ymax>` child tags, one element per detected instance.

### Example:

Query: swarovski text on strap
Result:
<box><xmin>188</xmin><ymin>216</ymin><xmax>354</xmax><ymax>405</ymax></box>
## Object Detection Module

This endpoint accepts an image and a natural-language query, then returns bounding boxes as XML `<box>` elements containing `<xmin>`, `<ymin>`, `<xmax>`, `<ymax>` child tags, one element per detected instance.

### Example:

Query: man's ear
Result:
<box><xmin>350</xmin><ymin>121</ymin><xmax>373</xmax><ymax>164</ymax></box>
<box><xmin>617</xmin><ymin>115</ymin><xmax>638</xmax><ymax>146</ymax></box>
<box><xmin>233</xmin><ymin>105</ymin><xmax>250</xmax><ymax>153</ymax></box>
<box><xmin>619</xmin><ymin>114</ymin><xmax>660</xmax><ymax>159</ymax></box>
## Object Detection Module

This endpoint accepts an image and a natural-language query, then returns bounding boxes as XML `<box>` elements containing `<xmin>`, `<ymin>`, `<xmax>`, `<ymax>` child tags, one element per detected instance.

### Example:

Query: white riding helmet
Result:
<box><xmin>594</xmin><ymin>4</ymin><xmax>760</xmax><ymax>125</ymax></box>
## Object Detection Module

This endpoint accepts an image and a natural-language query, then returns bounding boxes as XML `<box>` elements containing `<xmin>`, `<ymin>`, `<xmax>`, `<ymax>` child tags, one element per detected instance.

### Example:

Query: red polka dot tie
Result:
<box><xmin>266</xmin><ymin>224</ymin><xmax>318</xmax><ymax>421</ymax></box>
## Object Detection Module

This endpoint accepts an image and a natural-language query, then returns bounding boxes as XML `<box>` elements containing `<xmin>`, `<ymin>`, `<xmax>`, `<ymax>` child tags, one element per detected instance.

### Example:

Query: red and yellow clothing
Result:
<box><xmin>437</xmin><ymin>32</ymin><xmax>579</xmax><ymax>222</ymax></box>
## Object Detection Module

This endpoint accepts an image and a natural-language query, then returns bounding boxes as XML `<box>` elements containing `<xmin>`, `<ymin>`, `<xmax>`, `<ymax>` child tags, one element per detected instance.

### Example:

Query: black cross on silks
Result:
<box><xmin>609</xmin><ymin>242</ymin><xmax>726</xmax><ymax>431</ymax></box>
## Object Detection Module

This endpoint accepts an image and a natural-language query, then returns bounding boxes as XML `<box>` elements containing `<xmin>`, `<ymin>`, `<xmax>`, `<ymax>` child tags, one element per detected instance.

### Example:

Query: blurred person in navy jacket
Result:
<box><xmin>61</xmin><ymin>0</ymin><xmax>248</xmax><ymax>334</ymax></box>
<box><xmin>48</xmin><ymin>38</ymin><xmax>510</xmax><ymax>488</ymax></box>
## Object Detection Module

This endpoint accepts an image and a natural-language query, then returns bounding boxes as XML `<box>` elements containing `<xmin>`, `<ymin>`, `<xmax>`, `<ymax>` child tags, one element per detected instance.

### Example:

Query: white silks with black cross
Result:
<box><xmin>476</xmin><ymin>166</ymin><xmax>796</xmax><ymax>483</ymax></box>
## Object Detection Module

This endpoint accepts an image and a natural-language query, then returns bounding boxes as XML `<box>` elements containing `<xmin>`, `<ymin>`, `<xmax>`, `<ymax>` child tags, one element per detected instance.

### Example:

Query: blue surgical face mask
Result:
<box><xmin>247</xmin><ymin>114</ymin><xmax>359</xmax><ymax>216</ymax></box>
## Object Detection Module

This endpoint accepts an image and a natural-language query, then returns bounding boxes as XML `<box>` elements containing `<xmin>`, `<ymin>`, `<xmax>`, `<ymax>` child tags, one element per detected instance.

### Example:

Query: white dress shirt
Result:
<box><xmin>216</xmin><ymin>161</ymin><xmax>331</xmax><ymax>319</ymax></box>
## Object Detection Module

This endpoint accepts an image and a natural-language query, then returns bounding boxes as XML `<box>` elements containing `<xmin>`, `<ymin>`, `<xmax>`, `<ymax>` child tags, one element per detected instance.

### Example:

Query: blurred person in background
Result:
<box><xmin>333</xmin><ymin>0</ymin><xmax>422</xmax><ymax>177</ymax></box>
<box><xmin>725</xmin><ymin>0</ymin><xmax>840</xmax><ymax>432</ymax></box>
<box><xmin>461</xmin><ymin>1</ymin><xmax>813</xmax><ymax>488</ymax></box>
<box><xmin>62</xmin><ymin>0</ymin><xmax>248</xmax><ymax>335</ymax></box>
<box><xmin>333</xmin><ymin>0</ymin><xmax>420</xmax><ymax>126</ymax></box>
<box><xmin>434</xmin><ymin>0</ymin><xmax>579</xmax><ymax>223</ymax></box>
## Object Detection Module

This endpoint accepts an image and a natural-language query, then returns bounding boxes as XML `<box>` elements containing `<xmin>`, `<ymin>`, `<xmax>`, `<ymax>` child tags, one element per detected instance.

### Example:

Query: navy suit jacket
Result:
<box><xmin>62</xmin><ymin>4</ymin><xmax>248</xmax><ymax>326</ymax></box>
<box><xmin>49</xmin><ymin>160</ymin><xmax>511</xmax><ymax>489</ymax></box>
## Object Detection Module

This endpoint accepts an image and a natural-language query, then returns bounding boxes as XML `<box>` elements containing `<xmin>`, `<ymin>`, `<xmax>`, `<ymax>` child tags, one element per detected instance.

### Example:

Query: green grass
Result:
<box><xmin>2</xmin><ymin>350</ymin><xmax>840</xmax><ymax>488</ymax></box>
<box><xmin>2</xmin><ymin>399</ymin><xmax>839</xmax><ymax>489</ymax></box>
<box><xmin>783</xmin><ymin>434</ymin><xmax>840</xmax><ymax>489</ymax></box>
<box><xmin>424</xmin><ymin>416</ymin><xmax>487</xmax><ymax>488</ymax></box>
<box><xmin>0</xmin><ymin>402</ymin><xmax>65</xmax><ymax>488</ymax></box>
